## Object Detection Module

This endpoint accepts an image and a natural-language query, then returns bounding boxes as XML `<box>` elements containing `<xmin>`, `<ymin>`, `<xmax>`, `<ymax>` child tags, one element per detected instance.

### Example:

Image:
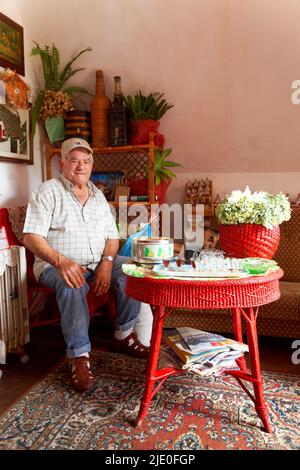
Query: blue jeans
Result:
<box><xmin>39</xmin><ymin>255</ymin><xmax>141</xmax><ymax>358</ymax></box>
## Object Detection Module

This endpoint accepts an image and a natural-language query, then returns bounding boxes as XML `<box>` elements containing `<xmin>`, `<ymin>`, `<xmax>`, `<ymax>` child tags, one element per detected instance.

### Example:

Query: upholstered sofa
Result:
<box><xmin>165</xmin><ymin>207</ymin><xmax>300</xmax><ymax>338</ymax></box>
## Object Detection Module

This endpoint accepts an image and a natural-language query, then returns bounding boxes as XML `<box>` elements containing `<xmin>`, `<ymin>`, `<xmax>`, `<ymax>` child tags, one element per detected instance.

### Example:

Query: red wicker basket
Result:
<box><xmin>219</xmin><ymin>223</ymin><xmax>280</xmax><ymax>259</ymax></box>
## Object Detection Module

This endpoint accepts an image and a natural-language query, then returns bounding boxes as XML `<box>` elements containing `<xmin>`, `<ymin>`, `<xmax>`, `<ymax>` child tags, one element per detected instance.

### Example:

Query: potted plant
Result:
<box><xmin>130</xmin><ymin>147</ymin><xmax>182</xmax><ymax>204</ymax></box>
<box><xmin>215</xmin><ymin>186</ymin><xmax>291</xmax><ymax>258</ymax></box>
<box><xmin>124</xmin><ymin>91</ymin><xmax>174</xmax><ymax>145</ymax></box>
<box><xmin>30</xmin><ymin>42</ymin><xmax>92</xmax><ymax>142</ymax></box>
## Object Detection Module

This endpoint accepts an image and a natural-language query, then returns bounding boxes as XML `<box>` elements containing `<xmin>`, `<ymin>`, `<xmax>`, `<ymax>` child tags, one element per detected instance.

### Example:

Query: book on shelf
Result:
<box><xmin>162</xmin><ymin>328</ymin><xmax>231</xmax><ymax>367</ymax></box>
<box><xmin>130</xmin><ymin>195</ymin><xmax>149</xmax><ymax>201</ymax></box>
<box><xmin>176</xmin><ymin>326</ymin><xmax>248</xmax><ymax>354</ymax></box>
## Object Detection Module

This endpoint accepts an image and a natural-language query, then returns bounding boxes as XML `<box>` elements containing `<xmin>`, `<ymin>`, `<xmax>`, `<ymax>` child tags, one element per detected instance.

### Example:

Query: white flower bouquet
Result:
<box><xmin>215</xmin><ymin>187</ymin><xmax>291</xmax><ymax>229</ymax></box>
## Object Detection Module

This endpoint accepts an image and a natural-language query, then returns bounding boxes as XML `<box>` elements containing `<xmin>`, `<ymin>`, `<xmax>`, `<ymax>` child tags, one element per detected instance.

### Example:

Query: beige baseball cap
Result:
<box><xmin>61</xmin><ymin>138</ymin><xmax>93</xmax><ymax>157</ymax></box>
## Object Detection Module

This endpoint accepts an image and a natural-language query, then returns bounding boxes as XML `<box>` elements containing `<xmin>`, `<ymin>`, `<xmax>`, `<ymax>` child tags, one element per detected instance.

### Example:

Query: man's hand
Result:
<box><xmin>57</xmin><ymin>255</ymin><xmax>87</xmax><ymax>288</ymax></box>
<box><xmin>23</xmin><ymin>234</ymin><xmax>87</xmax><ymax>288</ymax></box>
<box><xmin>93</xmin><ymin>261</ymin><xmax>113</xmax><ymax>296</ymax></box>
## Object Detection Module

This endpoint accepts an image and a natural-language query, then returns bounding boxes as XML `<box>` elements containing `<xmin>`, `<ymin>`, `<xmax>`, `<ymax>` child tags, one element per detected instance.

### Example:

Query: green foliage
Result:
<box><xmin>215</xmin><ymin>187</ymin><xmax>291</xmax><ymax>229</ymax></box>
<box><xmin>30</xmin><ymin>42</ymin><xmax>92</xmax><ymax>135</ymax></box>
<box><xmin>153</xmin><ymin>147</ymin><xmax>182</xmax><ymax>185</ymax></box>
<box><xmin>124</xmin><ymin>91</ymin><xmax>174</xmax><ymax>121</ymax></box>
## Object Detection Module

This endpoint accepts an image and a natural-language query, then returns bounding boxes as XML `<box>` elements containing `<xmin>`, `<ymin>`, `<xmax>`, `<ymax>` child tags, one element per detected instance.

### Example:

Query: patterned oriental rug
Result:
<box><xmin>0</xmin><ymin>350</ymin><xmax>299</xmax><ymax>450</ymax></box>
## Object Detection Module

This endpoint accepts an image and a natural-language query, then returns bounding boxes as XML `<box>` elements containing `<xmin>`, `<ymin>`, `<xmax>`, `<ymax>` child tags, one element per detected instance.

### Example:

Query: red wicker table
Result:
<box><xmin>125</xmin><ymin>268</ymin><xmax>284</xmax><ymax>432</ymax></box>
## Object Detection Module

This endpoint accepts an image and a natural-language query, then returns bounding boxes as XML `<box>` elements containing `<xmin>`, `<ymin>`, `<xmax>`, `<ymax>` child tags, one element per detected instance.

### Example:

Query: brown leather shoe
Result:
<box><xmin>70</xmin><ymin>356</ymin><xmax>94</xmax><ymax>392</ymax></box>
<box><xmin>112</xmin><ymin>332</ymin><xmax>149</xmax><ymax>359</ymax></box>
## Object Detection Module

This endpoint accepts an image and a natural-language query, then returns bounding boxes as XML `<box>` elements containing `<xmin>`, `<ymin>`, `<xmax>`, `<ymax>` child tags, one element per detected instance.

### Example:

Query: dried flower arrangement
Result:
<box><xmin>39</xmin><ymin>90</ymin><xmax>73</xmax><ymax>121</ymax></box>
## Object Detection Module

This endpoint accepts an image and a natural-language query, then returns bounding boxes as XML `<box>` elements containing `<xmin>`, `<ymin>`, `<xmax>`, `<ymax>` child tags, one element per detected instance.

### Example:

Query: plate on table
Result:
<box><xmin>153</xmin><ymin>264</ymin><xmax>247</xmax><ymax>279</ymax></box>
<box><xmin>132</xmin><ymin>256</ymin><xmax>176</xmax><ymax>266</ymax></box>
<box><xmin>157</xmin><ymin>270</ymin><xmax>247</xmax><ymax>279</ymax></box>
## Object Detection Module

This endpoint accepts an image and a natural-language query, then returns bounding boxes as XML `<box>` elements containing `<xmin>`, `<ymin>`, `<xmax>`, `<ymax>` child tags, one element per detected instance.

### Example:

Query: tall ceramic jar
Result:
<box><xmin>90</xmin><ymin>70</ymin><xmax>110</xmax><ymax>147</ymax></box>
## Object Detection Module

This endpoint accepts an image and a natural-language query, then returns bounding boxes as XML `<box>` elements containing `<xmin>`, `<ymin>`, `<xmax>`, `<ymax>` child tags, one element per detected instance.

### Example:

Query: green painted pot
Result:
<box><xmin>45</xmin><ymin>115</ymin><xmax>65</xmax><ymax>143</ymax></box>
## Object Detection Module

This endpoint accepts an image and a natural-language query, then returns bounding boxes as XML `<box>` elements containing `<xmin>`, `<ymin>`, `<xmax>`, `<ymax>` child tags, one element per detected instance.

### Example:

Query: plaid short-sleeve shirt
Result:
<box><xmin>23</xmin><ymin>175</ymin><xmax>119</xmax><ymax>280</ymax></box>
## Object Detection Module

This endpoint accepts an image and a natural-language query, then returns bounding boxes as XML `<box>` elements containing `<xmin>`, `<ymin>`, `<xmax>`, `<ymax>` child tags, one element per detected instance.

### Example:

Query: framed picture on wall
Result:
<box><xmin>0</xmin><ymin>105</ymin><xmax>33</xmax><ymax>164</ymax></box>
<box><xmin>0</xmin><ymin>13</ymin><xmax>25</xmax><ymax>76</ymax></box>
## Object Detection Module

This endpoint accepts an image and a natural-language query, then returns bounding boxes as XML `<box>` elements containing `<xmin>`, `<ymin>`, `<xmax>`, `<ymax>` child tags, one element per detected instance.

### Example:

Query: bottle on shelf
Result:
<box><xmin>108</xmin><ymin>76</ymin><xmax>128</xmax><ymax>146</ymax></box>
<box><xmin>90</xmin><ymin>70</ymin><xmax>110</xmax><ymax>147</ymax></box>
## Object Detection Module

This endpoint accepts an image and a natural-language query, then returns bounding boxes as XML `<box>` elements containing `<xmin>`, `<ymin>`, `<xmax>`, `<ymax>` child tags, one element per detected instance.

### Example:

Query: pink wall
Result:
<box><xmin>0</xmin><ymin>2</ymin><xmax>44</xmax><ymax>207</ymax></box>
<box><xmin>1</xmin><ymin>0</ymin><xmax>300</xmax><ymax>206</ymax></box>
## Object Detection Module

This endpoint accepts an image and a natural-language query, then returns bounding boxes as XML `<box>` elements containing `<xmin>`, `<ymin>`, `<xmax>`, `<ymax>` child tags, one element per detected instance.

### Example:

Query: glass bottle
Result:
<box><xmin>112</xmin><ymin>76</ymin><xmax>123</xmax><ymax>106</ymax></box>
<box><xmin>108</xmin><ymin>76</ymin><xmax>128</xmax><ymax>146</ymax></box>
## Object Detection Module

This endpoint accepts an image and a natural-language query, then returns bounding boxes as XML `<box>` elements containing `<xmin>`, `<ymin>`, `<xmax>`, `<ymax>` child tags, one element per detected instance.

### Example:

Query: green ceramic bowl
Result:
<box><xmin>242</xmin><ymin>258</ymin><xmax>277</xmax><ymax>275</ymax></box>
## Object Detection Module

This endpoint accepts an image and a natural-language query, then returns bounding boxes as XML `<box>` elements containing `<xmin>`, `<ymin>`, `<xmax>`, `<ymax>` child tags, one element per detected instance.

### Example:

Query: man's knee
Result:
<box><xmin>56</xmin><ymin>282</ymin><xmax>89</xmax><ymax>298</ymax></box>
<box><xmin>44</xmin><ymin>272</ymin><xmax>89</xmax><ymax>298</ymax></box>
<box><xmin>115</xmin><ymin>273</ymin><xmax>127</xmax><ymax>292</ymax></box>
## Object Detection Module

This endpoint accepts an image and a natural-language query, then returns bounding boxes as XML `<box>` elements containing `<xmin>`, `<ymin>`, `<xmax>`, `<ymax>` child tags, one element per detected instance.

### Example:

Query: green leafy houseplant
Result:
<box><xmin>130</xmin><ymin>148</ymin><xmax>182</xmax><ymax>203</ymax></box>
<box><xmin>124</xmin><ymin>91</ymin><xmax>174</xmax><ymax>121</ymax></box>
<box><xmin>153</xmin><ymin>147</ymin><xmax>182</xmax><ymax>185</ymax></box>
<box><xmin>215</xmin><ymin>187</ymin><xmax>291</xmax><ymax>229</ymax></box>
<box><xmin>30</xmin><ymin>42</ymin><xmax>92</xmax><ymax>138</ymax></box>
<box><xmin>124</xmin><ymin>91</ymin><xmax>174</xmax><ymax>145</ymax></box>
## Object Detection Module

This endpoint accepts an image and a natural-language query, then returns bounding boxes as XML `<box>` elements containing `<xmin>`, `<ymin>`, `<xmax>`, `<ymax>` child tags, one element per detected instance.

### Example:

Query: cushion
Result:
<box><xmin>260</xmin><ymin>281</ymin><xmax>300</xmax><ymax>321</ymax></box>
<box><xmin>273</xmin><ymin>207</ymin><xmax>300</xmax><ymax>282</ymax></box>
<box><xmin>0</xmin><ymin>208</ymin><xmax>19</xmax><ymax>245</ymax></box>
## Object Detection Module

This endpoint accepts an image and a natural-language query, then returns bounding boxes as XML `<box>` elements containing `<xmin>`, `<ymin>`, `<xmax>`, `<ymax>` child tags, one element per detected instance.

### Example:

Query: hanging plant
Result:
<box><xmin>30</xmin><ymin>42</ymin><xmax>92</xmax><ymax>136</ymax></box>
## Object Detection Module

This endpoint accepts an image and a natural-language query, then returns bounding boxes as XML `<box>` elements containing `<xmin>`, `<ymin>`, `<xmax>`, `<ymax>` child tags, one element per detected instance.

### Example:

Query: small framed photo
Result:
<box><xmin>90</xmin><ymin>171</ymin><xmax>125</xmax><ymax>201</ymax></box>
<box><xmin>114</xmin><ymin>185</ymin><xmax>131</xmax><ymax>202</ymax></box>
<box><xmin>0</xmin><ymin>13</ymin><xmax>25</xmax><ymax>76</ymax></box>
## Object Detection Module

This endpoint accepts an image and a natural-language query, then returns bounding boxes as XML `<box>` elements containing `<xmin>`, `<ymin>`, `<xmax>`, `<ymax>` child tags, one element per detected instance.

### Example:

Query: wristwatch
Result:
<box><xmin>102</xmin><ymin>255</ymin><xmax>114</xmax><ymax>263</ymax></box>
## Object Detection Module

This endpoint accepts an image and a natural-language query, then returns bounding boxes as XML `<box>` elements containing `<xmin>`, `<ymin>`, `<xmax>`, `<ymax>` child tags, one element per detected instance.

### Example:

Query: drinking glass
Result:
<box><xmin>163</xmin><ymin>259</ymin><xmax>170</xmax><ymax>269</ymax></box>
<box><xmin>175</xmin><ymin>257</ymin><xmax>185</xmax><ymax>270</ymax></box>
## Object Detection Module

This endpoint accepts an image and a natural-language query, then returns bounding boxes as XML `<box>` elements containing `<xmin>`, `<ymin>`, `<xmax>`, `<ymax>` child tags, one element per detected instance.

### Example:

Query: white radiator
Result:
<box><xmin>0</xmin><ymin>246</ymin><xmax>29</xmax><ymax>365</ymax></box>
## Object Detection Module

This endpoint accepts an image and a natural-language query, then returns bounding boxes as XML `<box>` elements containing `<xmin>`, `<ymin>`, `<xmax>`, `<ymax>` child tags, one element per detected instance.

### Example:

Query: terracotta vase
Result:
<box><xmin>90</xmin><ymin>70</ymin><xmax>110</xmax><ymax>147</ymax></box>
<box><xmin>219</xmin><ymin>223</ymin><xmax>280</xmax><ymax>259</ymax></box>
<box><xmin>129</xmin><ymin>119</ymin><xmax>164</xmax><ymax>146</ymax></box>
<box><xmin>155</xmin><ymin>179</ymin><xmax>171</xmax><ymax>204</ymax></box>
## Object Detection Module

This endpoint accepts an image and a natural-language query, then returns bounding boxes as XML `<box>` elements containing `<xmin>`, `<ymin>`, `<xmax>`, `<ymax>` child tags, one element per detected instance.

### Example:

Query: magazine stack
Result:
<box><xmin>160</xmin><ymin>327</ymin><xmax>248</xmax><ymax>376</ymax></box>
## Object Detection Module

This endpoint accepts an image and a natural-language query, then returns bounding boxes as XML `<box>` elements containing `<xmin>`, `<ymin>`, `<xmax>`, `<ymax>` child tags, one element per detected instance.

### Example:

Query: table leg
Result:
<box><xmin>232</xmin><ymin>308</ymin><xmax>247</xmax><ymax>372</ymax></box>
<box><xmin>245</xmin><ymin>307</ymin><xmax>271</xmax><ymax>433</ymax></box>
<box><xmin>231</xmin><ymin>307</ymin><xmax>271</xmax><ymax>433</ymax></box>
<box><xmin>136</xmin><ymin>305</ymin><xmax>164</xmax><ymax>427</ymax></box>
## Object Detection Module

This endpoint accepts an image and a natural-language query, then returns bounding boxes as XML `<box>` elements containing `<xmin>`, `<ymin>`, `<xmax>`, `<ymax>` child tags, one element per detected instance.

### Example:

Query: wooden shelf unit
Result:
<box><xmin>44</xmin><ymin>137</ymin><xmax>213</xmax><ymax>237</ymax></box>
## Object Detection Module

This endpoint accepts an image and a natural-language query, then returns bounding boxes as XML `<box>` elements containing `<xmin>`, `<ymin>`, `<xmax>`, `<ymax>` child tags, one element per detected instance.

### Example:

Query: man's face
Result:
<box><xmin>60</xmin><ymin>148</ymin><xmax>93</xmax><ymax>187</ymax></box>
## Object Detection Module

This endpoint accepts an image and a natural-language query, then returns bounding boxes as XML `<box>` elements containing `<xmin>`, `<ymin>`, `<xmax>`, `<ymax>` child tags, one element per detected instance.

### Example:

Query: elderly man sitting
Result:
<box><xmin>23</xmin><ymin>138</ymin><xmax>152</xmax><ymax>392</ymax></box>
